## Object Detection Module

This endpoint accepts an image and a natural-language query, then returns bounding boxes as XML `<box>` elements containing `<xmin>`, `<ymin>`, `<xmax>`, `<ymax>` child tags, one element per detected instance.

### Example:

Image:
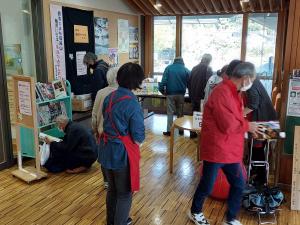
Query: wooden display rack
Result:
<box><xmin>291</xmin><ymin>126</ymin><xmax>300</xmax><ymax>210</ymax></box>
<box><xmin>11</xmin><ymin>75</ymin><xmax>47</xmax><ymax>183</ymax></box>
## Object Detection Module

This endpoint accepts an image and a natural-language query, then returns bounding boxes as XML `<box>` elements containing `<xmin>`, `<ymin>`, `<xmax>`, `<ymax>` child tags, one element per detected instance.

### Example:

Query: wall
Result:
<box><xmin>43</xmin><ymin>0</ymin><xmax>139</xmax><ymax>81</ymax></box>
<box><xmin>278</xmin><ymin>0</ymin><xmax>300</xmax><ymax>185</ymax></box>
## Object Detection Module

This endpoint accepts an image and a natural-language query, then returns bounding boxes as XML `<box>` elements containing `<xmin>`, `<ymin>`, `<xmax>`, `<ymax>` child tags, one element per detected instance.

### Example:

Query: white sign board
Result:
<box><xmin>50</xmin><ymin>4</ymin><xmax>66</xmax><ymax>80</ymax></box>
<box><xmin>76</xmin><ymin>51</ymin><xmax>87</xmax><ymax>76</ymax></box>
<box><xmin>193</xmin><ymin>111</ymin><xmax>202</xmax><ymax>129</ymax></box>
<box><xmin>18</xmin><ymin>81</ymin><xmax>32</xmax><ymax>116</ymax></box>
<box><xmin>287</xmin><ymin>79</ymin><xmax>300</xmax><ymax>117</ymax></box>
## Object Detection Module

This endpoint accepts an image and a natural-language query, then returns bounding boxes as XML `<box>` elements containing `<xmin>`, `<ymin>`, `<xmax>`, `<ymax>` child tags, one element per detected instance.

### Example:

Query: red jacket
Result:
<box><xmin>201</xmin><ymin>79</ymin><xmax>249</xmax><ymax>163</ymax></box>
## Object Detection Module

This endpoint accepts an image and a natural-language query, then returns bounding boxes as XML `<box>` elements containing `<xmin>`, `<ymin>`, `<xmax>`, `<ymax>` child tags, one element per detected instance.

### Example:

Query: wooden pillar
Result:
<box><xmin>240</xmin><ymin>13</ymin><xmax>248</xmax><ymax>61</ymax></box>
<box><xmin>176</xmin><ymin>15</ymin><xmax>182</xmax><ymax>57</ymax></box>
<box><xmin>144</xmin><ymin>15</ymin><xmax>153</xmax><ymax>77</ymax></box>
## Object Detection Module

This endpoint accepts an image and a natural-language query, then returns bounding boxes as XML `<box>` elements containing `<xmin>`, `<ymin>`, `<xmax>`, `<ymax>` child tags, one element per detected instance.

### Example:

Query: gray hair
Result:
<box><xmin>232</xmin><ymin>62</ymin><xmax>256</xmax><ymax>79</ymax></box>
<box><xmin>55</xmin><ymin>115</ymin><xmax>69</xmax><ymax>125</ymax></box>
<box><xmin>201</xmin><ymin>53</ymin><xmax>212</xmax><ymax>65</ymax></box>
<box><xmin>83</xmin><ymin>52</ymin><xmax>97</xmax><ymax>64</ymax></box>
<box><xmin>107</xmin><ymin>67</ymin><xmax>120</xmax><ymax>86</ymax></box>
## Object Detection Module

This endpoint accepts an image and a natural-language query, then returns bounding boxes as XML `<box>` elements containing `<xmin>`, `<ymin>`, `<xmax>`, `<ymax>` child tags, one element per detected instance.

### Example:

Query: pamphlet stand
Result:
<box><xmin>11</xmin><ymin>76</ymin><xmax>72</xmax><ymax>183</ymax></box>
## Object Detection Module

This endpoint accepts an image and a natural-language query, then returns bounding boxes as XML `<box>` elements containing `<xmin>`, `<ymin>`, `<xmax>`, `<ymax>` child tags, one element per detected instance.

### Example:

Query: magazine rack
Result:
<box><xmin>11</xmin><ymin>76</ymin><xmax>72</xmax><ymax>183</ymax></box>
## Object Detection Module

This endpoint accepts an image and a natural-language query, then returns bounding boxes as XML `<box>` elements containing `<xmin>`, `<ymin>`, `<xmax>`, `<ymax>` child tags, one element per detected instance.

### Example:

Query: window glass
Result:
<box><xmin>153</xmin><ymin>16</ymin><xmax>176</xmax><ymax>74</ymax></box>
<box><xmin>246</xmin><ymin>13</ymin><xmax>278</xmax><ymax>95</ymax></box>
<box><xmin>182</xmin><ymin>15</ymin><xmax>243</xmax><ymax>71</ymax></box>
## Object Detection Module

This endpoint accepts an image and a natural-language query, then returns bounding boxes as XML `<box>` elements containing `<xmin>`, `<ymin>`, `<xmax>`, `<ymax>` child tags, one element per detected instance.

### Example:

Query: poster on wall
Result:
<box><xmin>129</xmin><ymin>27</ymin><xmax>139</xmax><ymax>59</ymax></box>
<box><xmin>76</xmin><ymin>51</ymin><xmax>87</xmax><ymax>76</ymax></box>
<box><xmin>74</xmin><ymin>25</ymin><xmax>89</xmax><ymax>43</ymax></box>
<box><xmin>118</xmin><ymin>19</ymin><xmax>129</xmax><ymax>53</ymax></box>
<box><xmin>94</xmin><ymin>17</ymin><xmax>109</xmax><ymax>55</ymax></box>
<box><xmin>50</xmin><ymin>4</ymin><xmax>66</xmax><ymax>80</ymax></box>
<box><xmin>108</xmin><ymin>48</ymin><xmax>119</xmax><ymax>66</ymax></box>
<box><xmin>287</xmin><ymin>79</ymin><xmax>300</xmax><ymax>117</ymax></box>
<box><xmin>18</xmin><ymin>81</ymin><xmax>32</xmax><ymax>116</ymax></box>
<box><xmin>4</xmin><ymin>44</ymin><xmax>23</xmax><ymax>75</ymax></box>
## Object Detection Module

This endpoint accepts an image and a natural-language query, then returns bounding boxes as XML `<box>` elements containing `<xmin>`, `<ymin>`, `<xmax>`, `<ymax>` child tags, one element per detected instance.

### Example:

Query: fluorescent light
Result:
<box><xmin>240</xmin><ymin>0</ymin><xmax>250</xmax><ymax>2</ymax></box>
<box><xmin>155</xmin><ymin>0</ymin><xmax>162</xmax><ymax>7</ymax></box>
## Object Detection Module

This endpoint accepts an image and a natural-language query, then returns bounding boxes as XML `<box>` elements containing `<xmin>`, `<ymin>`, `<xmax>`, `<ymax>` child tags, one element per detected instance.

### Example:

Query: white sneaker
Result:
<box><xmin>187</xmin><ymin>210</ymin><xmax>210</xmax><ymax>225</ymax></box>
<box><xmin>223</xmin><ymin>219</ymin><xmax>243</xmax><ymax>225</ymax></box>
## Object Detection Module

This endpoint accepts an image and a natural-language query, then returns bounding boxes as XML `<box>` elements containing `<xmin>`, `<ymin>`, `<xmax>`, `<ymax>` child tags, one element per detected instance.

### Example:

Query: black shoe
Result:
<box><xmin>179</xmin><ymin>130</ymin><xmax>184</xmax><ymax>135</ymax></box>
<box><xmin>163</xmin><ymin>131</ymin><xmax>171</xmax><ymax>136</ymax></box>
<box><xmin>127</xmin><ymin>217</ymin><xmax>133</xmax><ymax>225</ymax></box>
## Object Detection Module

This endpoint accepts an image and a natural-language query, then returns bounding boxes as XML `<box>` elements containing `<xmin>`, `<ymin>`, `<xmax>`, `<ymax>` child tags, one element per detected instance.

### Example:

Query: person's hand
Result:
<box><xmin>44</xmin><ymin>137</ymin><xmax>52</xmax><ymax>144</ymax></box>
<box><xmin>248</xmin><ymin>122</ymin><xmax>264</xmax><ymax>138</ymax></box>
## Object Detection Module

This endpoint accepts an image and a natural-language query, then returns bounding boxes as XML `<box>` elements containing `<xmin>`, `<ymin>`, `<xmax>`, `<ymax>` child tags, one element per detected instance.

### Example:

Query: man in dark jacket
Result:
<box><xmin>188</xmin><ymin>54</ymin><xmax>213</xmax><ymax>112</ymax></box>
<box><xmin>84</xmin><ymin>52</ymin><xmax>109</xmax><ymax>100</ymax></box>
<box><xmin>44</xmin><ymin>115</ymin><xmax>97</xmax><ymax>173</ymax></box>
<box><xmin>159</xmin><ymin>57</ymin><xmax>190</xmax><ymax>136</ymax></box>
<box><xmin>244</xmin><ymin>78</ymin><xmax>277</xmax><ymax>186</ymax></box>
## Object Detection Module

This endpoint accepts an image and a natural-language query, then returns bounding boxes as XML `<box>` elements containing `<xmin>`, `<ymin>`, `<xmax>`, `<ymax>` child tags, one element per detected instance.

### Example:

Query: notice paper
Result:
<box><xmin>18</xmin><ymin>81</ymin><xmax>32</xmax><ymax>116</ymax></box>
<box><xmin>76</xmin><ymin>51</ymin><xmax>87</xmax><ymax>76</ymax></box>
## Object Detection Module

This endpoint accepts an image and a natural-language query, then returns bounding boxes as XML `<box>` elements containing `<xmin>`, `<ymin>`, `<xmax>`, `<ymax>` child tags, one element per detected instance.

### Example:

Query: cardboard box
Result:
<box><xmin>72</xmin><ymin>98</ymin><xmax>92</xmax><ymax>111</ymax></box>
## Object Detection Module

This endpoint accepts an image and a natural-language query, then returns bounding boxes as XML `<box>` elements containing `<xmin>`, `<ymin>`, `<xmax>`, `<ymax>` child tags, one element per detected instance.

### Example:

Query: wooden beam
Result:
<box><xmin>191</xmin><ymin>0</ymin><xmax>205</xmax><ymax>14</ymax></box>
<box><xmin>220</xmin><ymin>0</ymin><xmax>230</xmax><ymax>13</ymax></box>
<box><xmin>200</xmin><ymin>0</ymin><xmax>213</xmax><ymax>13</ymax></box>
<box><xmin>165</xmin><ymin>0</ymin><xmax>182</xmax><ymax>15</ymax></box>
<box><xmin>210</xmin><ymin>0</ymin><xmax>221</xmax><ymax>13</ymax></box>
<box><xmin>269</xmin><ymin>0</ymin><xmax>274</xmax><ymax>12</ymax></box>
<box><xmin>248</xmin><ymin>0</ymin><xmax>255</xmax><ymax>12</ymax></box>
<box><xmin>144</xmin><ymin>15</ymin><xmax>153</xmax><ymax>75</ymax></box>
<box><xmin>176</xmin><ymin>15</ymin><xmax>182</xmax><ymax>57</ymax></box>
<box><xmin>182</xmin><ymin>0</ymin><xmax>197</xmax><ymax>14</ymax></box>
<box><xmin>164</xmin><ymin>0</ymin><xmax>180</xmax><ymax>14</ymax></box>
<box><xmin>240</xmin><ymin>14</ymin><xmax>249</xmax><ymax>61</ymax></box>
<box><xmin>229</xmin><ymin>0</ymin><xmax>238</xmax><ymax>12</ymax></box>
<box><xmin>174</xmin><ymin>0</ymin><xmax>189</xmax><ymax>14</ymax></box>
<box><xmin>258</xmin><ymin>0</ymin><xmax>265</xmax><ymax>12</ymax></box>
<box><xmin>126</xmin><ymin>0</ymin><xmax>148</xmax><ymax>15</ymax></box>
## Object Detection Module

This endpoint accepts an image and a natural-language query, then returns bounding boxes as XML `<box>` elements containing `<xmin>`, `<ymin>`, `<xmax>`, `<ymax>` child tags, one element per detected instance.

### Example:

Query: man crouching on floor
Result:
<box><xmin>44</xmin><ymin>115</ymin><xmax>97</xmax><ymax>173</ymax></box>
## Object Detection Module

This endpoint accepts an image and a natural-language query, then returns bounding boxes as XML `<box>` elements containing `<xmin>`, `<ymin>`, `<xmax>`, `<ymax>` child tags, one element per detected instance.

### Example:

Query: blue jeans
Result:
<box><xmin>191</xmin><ymin>161</ymin><xmax>245</xmax><ymax>222</ymax></box>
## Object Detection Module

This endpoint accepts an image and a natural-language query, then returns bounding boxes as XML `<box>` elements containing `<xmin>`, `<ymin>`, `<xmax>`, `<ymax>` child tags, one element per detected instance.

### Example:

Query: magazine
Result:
<box><xmin>36</xmin><ymin>82</ymin><xmax>55</xmax><ymax>101</ymax></box>
<box><xmin>52</xmin><ymin>80</ymin><xmax>67</xmax><ymax>98</ymax></box>
<box><xmin>37</xmin><ymin>101</ymin><xmax>67</xmax><ymax>126</ymax></box>
<box><xmin>255</xmin><ymin>121</ymin><xmax>285</xmax><ymax>139</ymax></box>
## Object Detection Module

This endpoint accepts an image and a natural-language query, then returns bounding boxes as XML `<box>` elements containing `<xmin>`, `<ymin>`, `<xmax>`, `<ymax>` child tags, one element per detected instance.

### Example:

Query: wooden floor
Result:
<box><xmin>0</xmin><ymin>115</ymin><xmax>299</xmax><ymax>225</ymax></box>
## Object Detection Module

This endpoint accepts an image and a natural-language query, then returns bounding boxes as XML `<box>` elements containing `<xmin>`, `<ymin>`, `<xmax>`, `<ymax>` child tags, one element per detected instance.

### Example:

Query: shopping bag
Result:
<box><xmin>40</xmin><ymin>142</ymin><xmax>50</xmax><ymax>166</ymax></box>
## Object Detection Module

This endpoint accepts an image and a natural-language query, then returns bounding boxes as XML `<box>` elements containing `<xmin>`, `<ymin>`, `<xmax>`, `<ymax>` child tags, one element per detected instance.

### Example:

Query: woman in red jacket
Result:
<box><xmin>188</xmin><ymin>62</ymin><xmax>260</xmax><ymax>225</ymax></box>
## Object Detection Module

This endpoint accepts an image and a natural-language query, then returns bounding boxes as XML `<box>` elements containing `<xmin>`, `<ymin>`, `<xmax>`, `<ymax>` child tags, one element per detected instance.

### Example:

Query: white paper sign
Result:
<box><xmin>50</xmin><ymin>4</ymin><xmax>66</xmax><ymax>80</ymax></box>
<box><xmin>76</xmin><ymin>51</ymin><xmax>87</xmax><ymax>76</ymax></box>
<box><xmin>287</xmin><ymin>79</ymin><xmax>300</xmax><ymax>117</ymax></box>
<box><xmin>193</xmin><ymin>111</ymin><xmax>202</xmax><ymax>129</ymax></box>
<box><xmin>18</xmin><ymin>81</ymin><xmax>32</xmax><ymax>116</ymax></box>
<box><xmin>118</xmin><ymin>19</ymin><xmax>129</xmax><ymax>53</ymax></box>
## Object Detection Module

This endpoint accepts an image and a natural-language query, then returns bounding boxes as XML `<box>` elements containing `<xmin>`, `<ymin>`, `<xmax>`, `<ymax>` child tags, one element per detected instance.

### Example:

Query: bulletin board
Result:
<box><xmin>12</xmin><ymin>75</ymin><xmax>36</xmax><ymax>129</ymax></box>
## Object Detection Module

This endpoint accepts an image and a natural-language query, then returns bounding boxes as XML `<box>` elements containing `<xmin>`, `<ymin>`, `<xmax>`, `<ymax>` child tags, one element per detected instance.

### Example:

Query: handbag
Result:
<box><xmin>40</xmin><ymin>142</ymin><xmax>50</xmax><ymax>166</ymax></box>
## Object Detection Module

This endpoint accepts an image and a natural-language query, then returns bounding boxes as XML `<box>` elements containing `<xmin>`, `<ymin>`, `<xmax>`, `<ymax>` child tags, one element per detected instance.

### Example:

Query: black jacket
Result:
<box><xmin>92</xmin><ymin>60</ymin><xmax>109</xmax><ymax>100</ymax></box>
<box><xmin>246</xmin><ymin>78</ymin><xmax>277</xmax><ymax>121</ymax></box>
<box><xmin>188</xmin><ymin>63</ymin><xmax>213</xmax><ymax>103</ymax></box>
<box><xmin>50</xmin><ymin>122</ymin><xmax>97</xmax><ymax>169</ymax></box>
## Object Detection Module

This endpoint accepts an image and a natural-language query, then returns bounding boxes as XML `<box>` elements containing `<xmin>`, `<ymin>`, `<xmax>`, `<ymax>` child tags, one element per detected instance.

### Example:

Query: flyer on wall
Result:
<box><xmin>118</xmin><ymin>19</ymin><xmax>129</xmax><ymax>53</ymax></box>
<box><xmin>108</xmin><ymin>48</ymin><xmax>119</xmax><ymax>66</ymax></box>
<box><xmin>76</xmin><ymin>51</ymin><xmax>87</xmax><ymax>76</ymax></box>
<box><xmin>94</xmin><ymin>17</ymin><xmax>109</xmax><ymax>55</ymax></box>
<box><xmin>287</xmin><ymin>79</ymin><xmax>300</xmax><ymax>117</ymax></box>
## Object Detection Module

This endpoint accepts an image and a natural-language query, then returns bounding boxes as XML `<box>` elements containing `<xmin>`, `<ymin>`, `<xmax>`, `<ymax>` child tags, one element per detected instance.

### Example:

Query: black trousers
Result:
<box><xmin>105</xmin><ymin>166</ymin><xmax>132</xmax><ymax>225</ymax></box>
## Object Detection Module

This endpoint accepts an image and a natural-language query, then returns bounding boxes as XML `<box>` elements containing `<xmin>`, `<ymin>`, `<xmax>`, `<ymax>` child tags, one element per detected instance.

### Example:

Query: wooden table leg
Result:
<box><xmin>169</xmin><ymin>125</ymin><xmax>175</xmax><ymax>173</ymax></box>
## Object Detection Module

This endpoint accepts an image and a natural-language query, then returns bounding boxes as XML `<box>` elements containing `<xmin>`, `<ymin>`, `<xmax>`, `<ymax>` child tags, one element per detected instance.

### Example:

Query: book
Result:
<box><xmin>37</xmin><ymin>101</ymin><xmax>67</xmax><ymax>126</ymax></box>
<box><xmin>39</xmin><ymin>132</ymin><xmax>62</xmax><ymax>142</ymax></box>
<box><xmin>36</xmin><ymin>82</ymin><xmax>55</xmax><ymax>101</ymax></box>
<box><xmin>37</xmin><ymin>105</ymin><xmax>51</xmax><ymax>126</ymax></box>
<box><xmin>52</xmin><ymin>80</ymin><xmax>67</xmax><ymax>98</ymax></box>
<box><xmin>255</xmin><ymin>121</ymin><xmax>285</xmax><ymax>139</ymax></box>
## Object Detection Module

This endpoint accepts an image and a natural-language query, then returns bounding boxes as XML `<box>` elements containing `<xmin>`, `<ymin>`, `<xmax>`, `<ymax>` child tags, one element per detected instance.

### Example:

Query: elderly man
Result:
<box><xmin>188</xmin><ymin>62</ymin><xmax>260</xmax><ymax>225</ymax></box>
<box><xmin>159</xmin><ymin>57</ymin><xmax>190</xmax><ymax>136</ymax></box>
<box><xmin>83</xmin><ymin>52</ymin><xmax>109</xmax><ymax>100</ymax></box>
<box><xmin>44</xmin><ymin>115</ymin><xmax>97</xmax><ymax>173</ymax></box>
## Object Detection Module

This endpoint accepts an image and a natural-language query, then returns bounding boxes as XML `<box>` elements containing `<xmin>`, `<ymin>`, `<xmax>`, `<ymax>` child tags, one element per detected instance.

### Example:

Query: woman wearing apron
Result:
<box><xmin>98</xmin><ymin>63</ymin><xmax>145</xmax><ymax>225</ymax></box>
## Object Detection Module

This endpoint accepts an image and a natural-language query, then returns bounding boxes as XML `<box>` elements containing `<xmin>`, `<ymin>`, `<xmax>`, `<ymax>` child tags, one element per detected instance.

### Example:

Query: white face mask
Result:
<box><xmin>240</xmin><ymin>78</ymin><xmax>253</xmax><ymax>92</ymax></box>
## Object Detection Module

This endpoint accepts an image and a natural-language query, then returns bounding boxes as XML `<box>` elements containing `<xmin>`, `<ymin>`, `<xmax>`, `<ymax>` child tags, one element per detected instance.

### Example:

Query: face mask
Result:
<box><xmin>240</xmin><ymin>78</ymin><xmax>253</xmax><ymax>92</ymax></box>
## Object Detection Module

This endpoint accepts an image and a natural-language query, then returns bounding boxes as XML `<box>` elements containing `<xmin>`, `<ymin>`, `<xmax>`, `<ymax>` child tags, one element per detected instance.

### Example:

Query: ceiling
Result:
<box><xmin>124</xmin><ymin>0</ymin><xmax>285</xmax><ymax>15</ymax></box>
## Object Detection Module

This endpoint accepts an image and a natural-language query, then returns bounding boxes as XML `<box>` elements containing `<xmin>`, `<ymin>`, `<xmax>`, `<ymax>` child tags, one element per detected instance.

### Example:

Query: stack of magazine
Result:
<box><xmin>36</xmin><ymin>80</ymin><xmax>67</xmax><ymax>102</ymax></box>
<box><xmin>37</xmin><ymin>102</ymin><xmax>67</xmax><ymax>126</ymax></box>
<box><xmin>255</xmin><ymin>121</ymin><xmax>285</xmax><ymax>139</ymax></box>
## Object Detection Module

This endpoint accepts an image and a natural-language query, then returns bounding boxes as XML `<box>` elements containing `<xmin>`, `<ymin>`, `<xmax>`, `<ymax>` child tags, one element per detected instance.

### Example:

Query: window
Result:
<box><xmin>182</xmin><ymin>15</ymin><xmax>243</xmax><ymax>71</ymax></box>
<box><xmin>153</xmin><ymin>16</ymin><xmax>176</xmax><ymax>74</ymax></box>
<box><xmin>246</xmin><ymin>13</ymin><xmax>278</xmax><ymax>95</ymax></box>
